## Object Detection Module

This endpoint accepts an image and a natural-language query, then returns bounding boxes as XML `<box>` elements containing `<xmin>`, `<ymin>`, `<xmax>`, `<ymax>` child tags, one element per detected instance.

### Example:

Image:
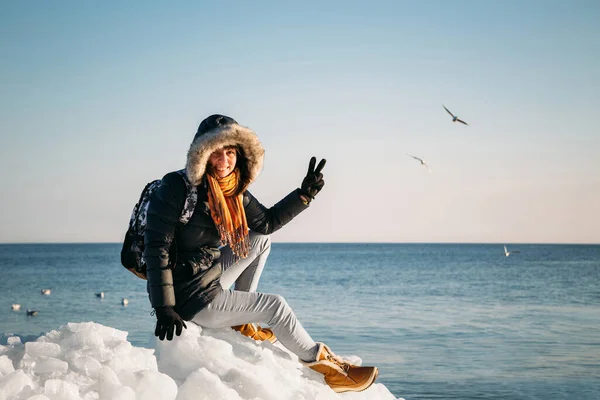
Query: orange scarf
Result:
<box><xmin>206</xmin><ymin>168</ymin><xmax>249</xmax><ymax>258</ymax></box>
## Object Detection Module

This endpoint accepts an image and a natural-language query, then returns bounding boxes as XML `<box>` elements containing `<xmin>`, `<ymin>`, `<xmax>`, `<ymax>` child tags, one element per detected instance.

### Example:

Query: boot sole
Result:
<box><xmin>234</xmin><ymin>324</ymin><xmax>278</xmax><ymax>344</ymax></box>
<box><xmin>251</xmin><ymin>333</ymin><xmax>277</xmax><ymax>344</ymax></box>
<box><xmin>332</xmin><ymin>367</ymin><xmax>379</xmax><ymax>393</ymax></box>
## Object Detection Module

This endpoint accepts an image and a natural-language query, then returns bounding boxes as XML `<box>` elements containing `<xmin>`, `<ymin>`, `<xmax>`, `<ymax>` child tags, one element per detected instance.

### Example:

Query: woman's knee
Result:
<box><xmin>267</xmin><ymin>294</ymin><xmax>292</xmax><ymax>316</ymax></box>
<box><xmin>269</xmin><ymin>293</ymin><xmax>286</xmax><ymax>305</ymax></box>
<box><xmin>249</xmin><ymin>231</ymin><xmax>271</xmax><ymax>252</ymax></box>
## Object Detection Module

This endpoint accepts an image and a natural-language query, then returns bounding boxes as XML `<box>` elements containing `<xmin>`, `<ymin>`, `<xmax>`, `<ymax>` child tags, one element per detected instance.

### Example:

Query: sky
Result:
<box><xmin>1</xmin><ymin>1</ymin><xmax>599</xmax><ymax>244</ymax></box>
<box><xmin>0</xmin><ymin>321</ymin><xmax>399</xmax><ymax>399</ymax></box>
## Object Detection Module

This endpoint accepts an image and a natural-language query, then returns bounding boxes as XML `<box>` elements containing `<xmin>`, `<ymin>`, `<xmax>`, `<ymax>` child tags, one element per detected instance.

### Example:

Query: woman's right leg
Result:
<box><xmin>219</xmin><ymin>231</ymin><xmax>271</xmax><ymax>292</ymax></box>
<box><xmin>191</xmin><ymin>288</ymin><xmax>319</xmax><ymax>362</ymax></box>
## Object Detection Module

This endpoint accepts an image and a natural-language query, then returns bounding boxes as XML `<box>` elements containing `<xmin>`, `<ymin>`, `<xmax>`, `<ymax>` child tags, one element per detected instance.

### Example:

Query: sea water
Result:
<box><xmin>1</xmin><ymin>243</ymin><xmax>598</xmax><ymax>400</ymax></box>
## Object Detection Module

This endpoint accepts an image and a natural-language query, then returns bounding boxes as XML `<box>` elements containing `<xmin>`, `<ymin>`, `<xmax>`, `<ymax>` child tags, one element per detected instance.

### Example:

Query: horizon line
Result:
<box><xmin>0</xmin><ymin>241</ymin><xmax>599</xmax><ymax>246</ymax></box>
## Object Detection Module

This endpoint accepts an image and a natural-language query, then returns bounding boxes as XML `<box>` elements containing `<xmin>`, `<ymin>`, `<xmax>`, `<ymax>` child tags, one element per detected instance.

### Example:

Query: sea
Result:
<box><xmin>1</xmin><ymin>243</ymin><xmax>599</xmax><ymax>400</ymax></box>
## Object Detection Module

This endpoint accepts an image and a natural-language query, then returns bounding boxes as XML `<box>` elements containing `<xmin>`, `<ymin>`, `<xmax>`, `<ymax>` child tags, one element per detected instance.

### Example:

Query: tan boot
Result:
<box><xmin>231</xmin><ymin>323</ymin><xmax>277</xmax><ymax>343</ymax></box>
<box><xmin>303</xmin><ymin>343</ymin><xmax>378</xmax><ymax>393</ymax></box>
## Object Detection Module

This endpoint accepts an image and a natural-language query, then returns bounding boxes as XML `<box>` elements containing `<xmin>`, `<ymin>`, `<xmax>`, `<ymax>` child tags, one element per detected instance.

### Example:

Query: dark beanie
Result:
<box><xmin>194</xmin><ymin>114</ymin><xmax>238</xmax><ymax>141</ymax></box>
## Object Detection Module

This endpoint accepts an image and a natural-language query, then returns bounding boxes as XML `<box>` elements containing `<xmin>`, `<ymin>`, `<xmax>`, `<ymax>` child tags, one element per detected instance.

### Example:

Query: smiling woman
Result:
<box><xmin>208</xmin><ymin>146</ymin><xmax>239</xmax><ymax>179</ymax></box>
<box><xmin>140</xmin><ymin>114</ymin><xmax>377</xmax><ymax>392</ymax></box>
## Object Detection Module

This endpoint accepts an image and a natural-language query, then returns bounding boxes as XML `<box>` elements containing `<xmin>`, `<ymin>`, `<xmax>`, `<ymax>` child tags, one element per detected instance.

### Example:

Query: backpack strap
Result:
<box><xmin>176</xmin><ymin>169</ymin><xmax>198</xmax><ymax>224</ymax></box>
<box><xmin>129</xmin><ymin>179</ymin><xmax>162</xmax><ymax>231</ymax></box>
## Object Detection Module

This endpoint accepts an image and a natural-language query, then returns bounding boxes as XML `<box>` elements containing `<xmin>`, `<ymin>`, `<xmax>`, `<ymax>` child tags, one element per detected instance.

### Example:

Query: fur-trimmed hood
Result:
<box><xmin>185</xmin><ymin>115</ymin><xmax>265</xmax><ymax>190</ymax></box>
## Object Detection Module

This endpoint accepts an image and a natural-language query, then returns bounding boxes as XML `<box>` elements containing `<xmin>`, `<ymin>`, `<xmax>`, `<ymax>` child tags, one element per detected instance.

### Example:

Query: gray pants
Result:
<box><xmin>191</xmin><ymin>231</ymin><xmax>319</xmax><ymax>362</ymax></box>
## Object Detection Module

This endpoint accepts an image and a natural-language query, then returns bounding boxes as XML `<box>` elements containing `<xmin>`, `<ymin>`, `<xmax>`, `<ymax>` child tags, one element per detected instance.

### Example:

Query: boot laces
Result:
<box><xmin>325</xmin><ymin>353</ymin><xmax>351</xmax><ymax>373</ymax></box>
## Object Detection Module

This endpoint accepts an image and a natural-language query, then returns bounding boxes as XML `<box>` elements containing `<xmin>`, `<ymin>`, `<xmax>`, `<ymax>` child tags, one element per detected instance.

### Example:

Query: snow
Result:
<box><xmin>0</xmin><ymin>321</ymin><xmax>402</xmax><ymax>400</ymax></box>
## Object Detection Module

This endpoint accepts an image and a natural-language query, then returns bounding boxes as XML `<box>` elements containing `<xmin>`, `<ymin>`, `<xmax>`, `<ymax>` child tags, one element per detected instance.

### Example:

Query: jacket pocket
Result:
<box><xmin>198</xmin><ymin>261</ymin><xmax>222</xmax><ymax>289</ymax></box>
<box><xmin>175</xmin><ymin>247</ymin><xmax>217</xmax><ymax>277</ymax></box>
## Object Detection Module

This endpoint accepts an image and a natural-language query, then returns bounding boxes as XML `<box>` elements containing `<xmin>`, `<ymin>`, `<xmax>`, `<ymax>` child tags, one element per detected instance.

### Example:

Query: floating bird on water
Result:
<box><xmin>41</xmin><ymin>289</ymin><xmax>51</xmax><ymax>295</ymax></box>
<box><xmin>407</xmin><ymin>154</ymin><xmax>432</xmax><ymax>173</ymax></box>
<box><xmin>27</xmin><ymin>309</ymin><xmax>38</xmax><ymax>316</ymax></box>
<box><xmin>11</xmin><ymin>304</ymin><xmax>21</xmax><ymax>311</ymax></box>
<box><xmin>95</xmin><ymin>292</ymin><xmax>105</xmax><ymax>299</ymax></box>
<box><xmin>504</xmin><ymin>245</ymin><xmax>520</xmax><ymax>257</ymax></box>
<box><xmin>443</xmin><ymin>105</ymin><xmax>469</xmax><ymax>125</ymax></box>
<box><xmin>121</xmin><ymin>298</ymin><xmax>129</xmax><ymax>306</ymax></box>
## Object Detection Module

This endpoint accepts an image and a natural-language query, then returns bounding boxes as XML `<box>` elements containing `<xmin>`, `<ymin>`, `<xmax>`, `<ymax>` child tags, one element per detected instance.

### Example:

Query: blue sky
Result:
<box><xmin>1</xmin><ymin>1</ymin><xmax>598</xmax><ymax>243</ymax></box>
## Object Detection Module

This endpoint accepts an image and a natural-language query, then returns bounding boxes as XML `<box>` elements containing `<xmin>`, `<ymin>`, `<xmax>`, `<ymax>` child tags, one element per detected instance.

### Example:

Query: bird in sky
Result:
<box><xmin>407</xmin><ymin>154</ymin><xmax>432</xmax><ymax>173</ymax></box>
<box><xmin>443</xmin><ymin>105</ymin><xmax>469</xmax><ymax>125</ymax></box>
<box><xmin>504</xmin><ymin>245</ymin><xmax>520</xmax><ymax>257</ymax></box>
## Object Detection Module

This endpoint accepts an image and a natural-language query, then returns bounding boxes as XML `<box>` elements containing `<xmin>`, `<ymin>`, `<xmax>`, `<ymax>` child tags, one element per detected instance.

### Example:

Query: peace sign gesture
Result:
<box><xmin>300</xmin><ymin>156</ymin><xmax>326</xmax><ymax>200</ymax></box>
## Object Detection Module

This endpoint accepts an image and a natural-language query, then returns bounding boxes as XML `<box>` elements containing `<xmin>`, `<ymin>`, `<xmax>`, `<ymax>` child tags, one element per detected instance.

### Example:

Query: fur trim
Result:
<box><xmin>185</xmin><ymin>123</ymin><xmax>264</xmax><ymax>188</ymax></box>
<box><xmin>301</xmin><ymin>343</ymin><xmax>345</xmax><ymax>373</ymax></box>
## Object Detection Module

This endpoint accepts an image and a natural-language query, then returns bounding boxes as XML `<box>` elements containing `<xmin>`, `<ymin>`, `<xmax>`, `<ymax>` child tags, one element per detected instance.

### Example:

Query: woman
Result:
<box><xmin>144</xmin><ymin>114</ymin><xmax>378</xmax><ymax>393</ymax></box>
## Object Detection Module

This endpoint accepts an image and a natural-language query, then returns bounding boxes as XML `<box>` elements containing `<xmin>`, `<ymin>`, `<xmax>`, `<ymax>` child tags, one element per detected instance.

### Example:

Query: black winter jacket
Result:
<box><xmin>144</xmin><ymin>171</ymin><xmax>308</xmax><ymax>320</ymax></box>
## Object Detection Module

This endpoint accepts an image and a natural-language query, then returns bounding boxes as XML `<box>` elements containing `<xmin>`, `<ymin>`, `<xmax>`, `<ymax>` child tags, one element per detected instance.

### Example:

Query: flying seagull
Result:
<box><xmin>407</xmin><ymin>154</ymin><xmax>432</xmax><ymax>173</ymax></box>
<box><xmin>443</xmin><ymin>105</ymin><xmax>469</xmax><ymax>125</ymax></box>
<box><xmin>504</xmin><ymin>245</ymin><xmax>520</xmax><ymax>257</ymax></box>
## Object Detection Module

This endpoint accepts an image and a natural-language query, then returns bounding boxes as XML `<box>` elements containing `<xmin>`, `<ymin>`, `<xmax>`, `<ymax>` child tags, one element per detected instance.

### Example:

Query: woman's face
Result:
<box><xmin>208</xmin><ymin>146</ymin><xmax>237</xmax><ymax>178</ymax></box>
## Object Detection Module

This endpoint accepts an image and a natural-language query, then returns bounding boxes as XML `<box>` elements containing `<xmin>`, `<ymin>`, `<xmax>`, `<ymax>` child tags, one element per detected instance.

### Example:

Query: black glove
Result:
<box><xmin>154</xmin><ymin>306</ymin><xmax>187</xmax><ymax>341</ymax></box>
<box><xmin>300</xmin><ymin>157</ymin><xmax>326</xmax><ymax>199</ymax></box>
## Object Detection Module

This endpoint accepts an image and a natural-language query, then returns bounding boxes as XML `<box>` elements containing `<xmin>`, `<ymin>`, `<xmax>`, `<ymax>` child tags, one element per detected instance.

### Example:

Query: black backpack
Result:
<box><xmin>120</xmin><ymin>170</ymin><xmax>198</xmax><ymax>279</ymax></box>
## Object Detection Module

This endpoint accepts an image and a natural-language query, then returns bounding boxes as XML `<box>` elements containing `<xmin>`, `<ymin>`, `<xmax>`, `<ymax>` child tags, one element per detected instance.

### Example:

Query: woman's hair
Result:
<box><xmin>234</xmin><ymin>145</ymin><xmax>250</xmax><ymax>195</ymax></box>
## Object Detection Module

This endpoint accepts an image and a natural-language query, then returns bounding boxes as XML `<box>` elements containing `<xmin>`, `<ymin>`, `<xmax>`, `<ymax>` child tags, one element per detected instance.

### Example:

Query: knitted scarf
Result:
<box><xmin>206</xmin><ymin>168</ymin><xmax>249</xmax><ymax>258</ymax></box>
